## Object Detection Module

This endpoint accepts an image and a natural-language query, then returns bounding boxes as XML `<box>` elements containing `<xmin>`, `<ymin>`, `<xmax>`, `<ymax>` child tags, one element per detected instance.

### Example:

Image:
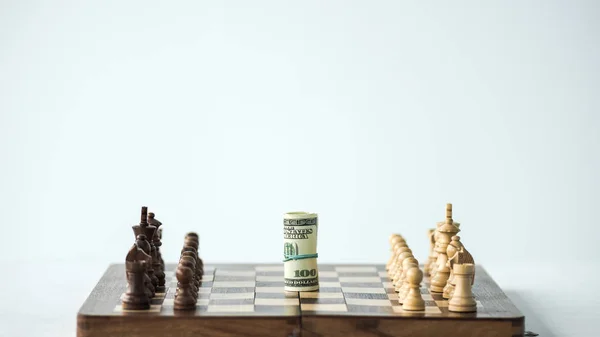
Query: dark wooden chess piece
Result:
<box><xmin>133</xmin><ymin>234</ymin><xmax>155</xmax><ymax>298</ymax></box>
<box><xmin>174</xmin><ymin>264</ymin><xmax>196</xmax><ymax>310</ymax></box>
<box><xmin>181</xmin><ymin>250</ymin><xmax>201</xmax><ymax>289</ymax></box>
<box><xmin>179</xmin><ymin>256</ymin><xmax>198</xmax><ymax>299</ymax></box>
<box><xmin>122</xmin><ymin>260</ymin><xmax>151</xmax><ymax>310</ymax></box>
<box><xmin>122</xmin><ymin>245</ymin><xmax>151</xmax><ymax>310</ymax></box>
<box><xmin>184</xmin><ymin>232</ymin><xmax>204</xmax><ymax>277</ymax></box>
<box><xmin>133</xmin><ymin>207</ymin><xmax>159</xmax><ymax>290</ymax></box>
<box><xmin>148</xmin><ymin>212</ymin><xmax>166</xmax><ymax>292</ymax></box>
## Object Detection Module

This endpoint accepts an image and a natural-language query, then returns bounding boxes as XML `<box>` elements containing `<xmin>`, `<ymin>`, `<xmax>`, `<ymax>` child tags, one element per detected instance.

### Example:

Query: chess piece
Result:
<box><xmin>430</xmin><ymin>204</ymin><xmax>460</xmax><ymax>293</ymax></box>
<box><xmin>122</xmin><ymin>260</ymin><xmax>151</xmax><ymax>310</ymax></box>
<box><xmin>390</xmin><ymin>243</ymin><xmax>409</xmax><ymax>279</ymax></box>
<box><xmin>397</xmin><ymin>257</ymin><xmax>418</xmax><ymax>303</ymax></box>
<box><xmin>392</xmin><ymin>248</ymin><xmax>412</xmax><ymax>285</ymax></box>
<box><xmin>448</xmin><ymin>264</ymin><xmax>477</xmax><ymax>312</ymax></box>
<box><xmin>428</xmin><ymin>222</ymin><xmax>443</xmax><ymax>277</ymax></box>
<box><xmin>184</xmin><ymin>232</ymin><xmax>204</xmax><ymax>277</ymax></box>
<box><xmin>148</xmin><ymin>212</ymin><xmax>166</xmax><ymax>292</ymax></box>
<box><xmin>128</xmin><ymin>236</ymin><xmax>155</xmax><ymax>298</ymax></box>
<box><xmin>133</xmin><ymin>207</ymin><xmax>158</xmax><ymax>291</ymax></box>
<box><xmin>402</xmin><ymin>266</ymin><xmax>425</xmax><ymax>311</ymax></box>
<box><xmin>179</xmin><ymin>256</ymin><xmax>198</xmax><ymax>298</ymax></box>
<box><xmin>174</xmin><ymin>264</ymin><xmax>197</xmax><ymax>310</ymax></box>
<box><xmin>424</xmin><ymin>228</ymin><xmax>435</xmax><ymax>276</ymax></box>
<box><xmin>386</xmin><ymin>235</ymin><xmax>404</xmax><ymax>270</ymax></box>
<box><xmin>443</xmin><ymin>236</ymin><xmax>475</xmax><ymax>299</ymax></box>
<box><xmin>181</xmin><ymin>250</ymin><xmax>201</xmax><ymax>289</ymax></box>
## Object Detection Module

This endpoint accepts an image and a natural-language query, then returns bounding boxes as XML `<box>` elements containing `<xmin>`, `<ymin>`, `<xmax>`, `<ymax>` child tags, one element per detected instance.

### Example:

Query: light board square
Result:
<box><xmin>319</xmin><ymin>282</ymin><xmax>342</xmax><ymax>288</ymax></box>
<box><xmin>210</xmin><ymin>292</ymin><xmax>255</xmax><ymax>300</ymax></box>
<box><xmin>206</xmin><ymin>304</ymin><xmax>254</xmax><ymax>313</ymax></box>
<box><xmin>212</xmin><ymin>281</ymin><xmax>256</xmax><ymax>288</ymax></box>
<box><xmin>214</xmin><ymin>270</ymin><xmax>256</xmax><ymax>277</ymax></box>
<box><xmin>255</xmin><ymin>275</ymin><xmax>282</xmax><ymax>282</ymax></box>
<box><xmin>254</xmin><ymin>266</ymin><xmax>284</xmax><ymax>272</ymax></box>
<box><xmin>301</xmin><ymin>303</ymin><xmax>348</xmax><ymax>312</ymax></box>
<box><xmin>318</xmin><ymin>271</ymin><xmax>338</xmax><ymax>278</ymax></box>
<box><xmin>335</xmin><ymin>266</ymin><xmax>378</xmax><ymax>273</ymax></box>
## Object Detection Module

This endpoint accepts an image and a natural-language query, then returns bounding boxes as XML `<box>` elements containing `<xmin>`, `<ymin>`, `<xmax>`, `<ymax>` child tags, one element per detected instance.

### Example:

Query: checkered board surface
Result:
<box><xmin>113</xmin><ymin>264</ymin><xmax>488</xmax><ymax>317</ymax></box>
<box><xmin>115</xmin><ymin>264</ymin><xmax>301</xmax><ymax>316</ymax></box>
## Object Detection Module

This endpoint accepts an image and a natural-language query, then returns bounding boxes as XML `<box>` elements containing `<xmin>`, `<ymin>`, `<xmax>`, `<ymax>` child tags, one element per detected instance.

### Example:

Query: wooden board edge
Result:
<box><xmin>77</xmin><ymin>314</ymin><xmax>300</xmax><ymax>337</ymax></box>
<box><xmin>301</xmin><ymin>315</ymin><xmax>523</xmax><ymax>337</ymax></box>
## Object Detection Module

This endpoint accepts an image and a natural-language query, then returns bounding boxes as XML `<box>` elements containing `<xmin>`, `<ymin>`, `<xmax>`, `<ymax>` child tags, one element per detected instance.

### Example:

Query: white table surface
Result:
<box><xmin>0</xmin><ymin>260</ymin><xmax>595</xmax><ymax>337</ymax></box>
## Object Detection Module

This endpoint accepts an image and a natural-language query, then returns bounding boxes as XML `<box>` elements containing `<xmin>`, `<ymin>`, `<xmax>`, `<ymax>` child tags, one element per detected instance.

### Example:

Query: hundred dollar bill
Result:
<box><xmin>283</xmin><ymin>212</ymin><xmax>319</xmax><ymax>291</ymax></box>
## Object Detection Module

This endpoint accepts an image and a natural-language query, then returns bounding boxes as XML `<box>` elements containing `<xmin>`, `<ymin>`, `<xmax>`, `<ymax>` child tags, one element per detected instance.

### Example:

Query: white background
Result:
<box><xmin>0</xmin><ymin>1</ymin><xmax>598</xmax><ymax>336</ymax></box>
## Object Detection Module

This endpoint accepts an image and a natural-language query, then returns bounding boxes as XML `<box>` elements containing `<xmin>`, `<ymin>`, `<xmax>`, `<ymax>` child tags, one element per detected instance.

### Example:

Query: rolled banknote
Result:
<box><xmin>283</xmin><ymin>212</ymin><xmax>319</xmax><ymax>291</ymax></box>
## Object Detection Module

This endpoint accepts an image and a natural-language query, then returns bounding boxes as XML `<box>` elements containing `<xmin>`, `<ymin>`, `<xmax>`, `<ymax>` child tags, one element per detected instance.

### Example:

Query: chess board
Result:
<box><xmin>77</xmin><ymin>264</ymin><xmax>525</xmax><ymax>337</ymax></box>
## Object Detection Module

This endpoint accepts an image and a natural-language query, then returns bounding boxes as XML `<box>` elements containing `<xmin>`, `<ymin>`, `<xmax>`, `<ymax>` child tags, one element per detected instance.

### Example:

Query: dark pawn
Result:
<box><xmin>122</xmin><ymin>260</ymin><xmax>151</xmax><ymax>310</ymax></box>
<box><xmin>181</xmin><ymin>251</ymin><xmax>201</xmax><ymax>289</ymax></box>
<box><xmin>184</xmin><ymin>234</ymin><xmax>204</xmax><ymax>276</ymax></box>
<box><xmin>174</xmin><ymin>264</ymin><xmax>196</xmax><ymax>310</ymax></box>
<box><xmin>179</xmin><ymin>256</ymin><xmax>198</xmax><ymax>299</ymax></box>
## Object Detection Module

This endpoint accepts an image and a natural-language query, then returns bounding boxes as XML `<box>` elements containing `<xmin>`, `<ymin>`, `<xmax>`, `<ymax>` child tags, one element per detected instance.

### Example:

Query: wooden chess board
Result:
<box><xmin>77</xmin><ymin>263</ymin><xmax>525</xmax><ymax>337</ymax></box>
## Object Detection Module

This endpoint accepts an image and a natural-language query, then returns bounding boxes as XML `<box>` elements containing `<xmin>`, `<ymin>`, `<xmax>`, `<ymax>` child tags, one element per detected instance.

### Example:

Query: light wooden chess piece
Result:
<box><xmin>443</xmin><ymin>235</ymin><xmax>474</xmax><ymax>299</ymax></box>
<box><xmin>391</xmin><ymin>246</ymin><xmax>411</xmax><ymax>282</ymax></box>
<box><xmin>392</xmin><ymin>249</ymin><xmax>413</xmax><ymax>287</ymax></box>
<box><xmin>428</xmin><ymin>222</ymin><xmax>443</xmax><ymax>277</ymax></box>
<box><xmin>424</xmin><ymin>228</ymin><xmax>436</xmax><ymax>276</ymax></box>
<box><xmin>386</xmin><ymin>234</ymin><xmax>403</xmax><ymax>270</ymax></box>
<box><xmin>430</xmin><ymin>203</ymin><xmax>460</xmax><ymax>293</ymax></box>
<box><xmin>397</xmin><ymin>257</ymin><xmax>419</xmax><ymax>303</ymax></box>
<box><xmin>388</xmin><ymin>242</ymin><xmax>408</xmax><ymax>277</ymax></box>
<box><xmin>448</xmin><ymin>263</ymin><xmax>477</xmax><ymax>313</ymax></box>
<box><xmin>402</xmin><ymin>266</ymin><xmax>425</xmax><ymax>311</ymax></box>
<box><xmin>385</xmin><ymin>234</ymin><xmax>405</xmax><ymax>270</ymax></box>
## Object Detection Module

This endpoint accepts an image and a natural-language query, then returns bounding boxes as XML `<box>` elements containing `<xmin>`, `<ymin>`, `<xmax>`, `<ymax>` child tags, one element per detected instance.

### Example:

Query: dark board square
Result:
<box><xmin>199</xmin><ymin>281</ymin><xmax>213</xmax><ymax>288</ymax></box>
<box><xmin>386</xmin><ymin>287</ymin><xmax>398</xmax><ymax>294</ymax></box>
<box><xmin>430</xmin><ymin>292</ymin><xmax>445</xmax><ymax>301</ymax></box>
<box><xmin>346</xmin><ymin>304</ymin><xmax>394</xmax><ymax>314</ymax></box>
<box><xmin>344</xmin><ymin>292</ymin><xmax>389</xmax><ymax>300</ymax></box>
<box><xmin>256</xmin><ymin>281</ymin><xmax>285</xmax><ymax>287</ymax></box>
<box><xmin>375</xmin><ymin>265</ymin><xmax>386</xmax><ymax>271</ymax></box>
<box><xmin>256</xmin><ymin>271</ymin><xmax>284</xmax><ymax>276</ymax></box>
<box><xmin>341</xmin><ymin>282</ymin><xmax>386</xmax><ymax>288</ymax></box>
<box><xmin>299</xmin><ymin>298</ymin><xmax>345</xmax><ymax>305</ymax></box>
<box><xmin>195</xmin><ymin>305</ymin><xmax>209</xmax><ymax>312</ymax></box>
<box><xmin>315</xmin><ymin>287</ymin><xmax>342</xmax><ymax>293</ymax></box>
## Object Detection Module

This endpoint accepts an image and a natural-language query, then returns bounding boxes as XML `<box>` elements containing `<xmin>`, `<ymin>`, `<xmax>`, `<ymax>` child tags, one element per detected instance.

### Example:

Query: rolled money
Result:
<box><xmin>283</xmin><ymin>212</ymin><xmax>319</xmax><ymax>291</ymax></box>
